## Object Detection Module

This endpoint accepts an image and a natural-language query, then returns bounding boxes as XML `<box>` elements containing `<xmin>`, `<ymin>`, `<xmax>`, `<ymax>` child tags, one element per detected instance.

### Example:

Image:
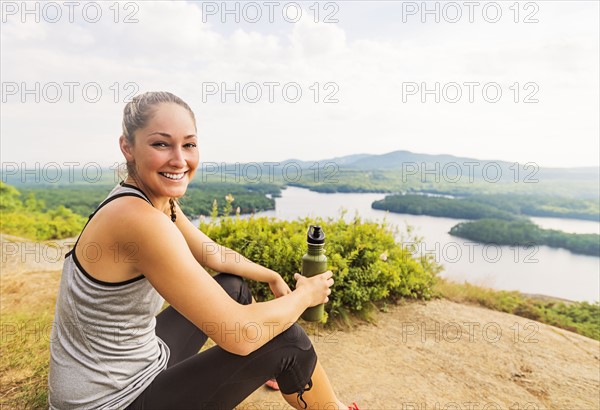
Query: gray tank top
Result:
<box><xmin>49</xmin><ymin>182</ymin><xmax>170</xmax><ymax>409</ymax></box>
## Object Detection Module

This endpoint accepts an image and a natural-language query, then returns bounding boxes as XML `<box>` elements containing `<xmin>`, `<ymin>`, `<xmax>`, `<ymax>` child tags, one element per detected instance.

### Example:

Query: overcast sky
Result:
<box><xmin>1</xmin><ymin>1</ymin><xmax>598</xmax><ymax>169</ymax></box>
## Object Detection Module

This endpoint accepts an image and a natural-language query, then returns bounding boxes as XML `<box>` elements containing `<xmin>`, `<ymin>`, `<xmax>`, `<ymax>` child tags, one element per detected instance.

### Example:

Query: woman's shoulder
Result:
<box><xmin>73</xmin><ymin>195</ymin><xmax>171</xmax><ymax>283</ymax></box>
<box><xmin>101</xmin><ymin>194</ymin><xmax>167</xmax><ymax>225</ymax></box>
<box><xmin>85</xmin><ymin>194</ymin><xmax>171</xmax><ymax>244</ymax></box>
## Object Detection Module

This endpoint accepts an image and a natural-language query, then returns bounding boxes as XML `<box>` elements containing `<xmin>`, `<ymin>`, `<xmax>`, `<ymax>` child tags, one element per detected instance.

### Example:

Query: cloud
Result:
<box><xmin>1</xmin><ymin>1</ymin><xmax>598</xmax><ymax>167</ymax></box>
<box><xmin>289</xmin><ymin>15</ymin><xmax>347</xmax><ymax>58</ymax></box>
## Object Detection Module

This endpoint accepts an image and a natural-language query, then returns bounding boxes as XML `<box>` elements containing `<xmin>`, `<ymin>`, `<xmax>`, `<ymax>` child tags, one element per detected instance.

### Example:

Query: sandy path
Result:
<box><xmin>238</xmin><ymin>300</ymin><xmax>600</xmax><ymax>410</ymax></box>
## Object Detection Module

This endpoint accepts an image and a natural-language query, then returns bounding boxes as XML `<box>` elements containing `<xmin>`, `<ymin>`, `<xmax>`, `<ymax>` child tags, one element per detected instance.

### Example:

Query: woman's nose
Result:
<box><xmin>169</xmin><ymin>146</ymin><xmax>186</xmax><ymax>167</ymax></box>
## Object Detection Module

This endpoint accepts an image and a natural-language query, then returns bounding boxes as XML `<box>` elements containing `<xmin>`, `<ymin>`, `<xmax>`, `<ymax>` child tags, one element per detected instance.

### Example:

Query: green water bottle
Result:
<box><xmin>301</xmin><ymin>225</ymin><xmax>327</xmax><ymax>322</ymax></box>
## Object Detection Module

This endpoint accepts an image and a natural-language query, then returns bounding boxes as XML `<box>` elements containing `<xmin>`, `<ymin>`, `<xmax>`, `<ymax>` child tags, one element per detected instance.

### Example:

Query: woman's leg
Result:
<box><xmin>130</xmin><ymin>273</ymin><xmax>347</xmax><ymax>409</ymax></box>
<box><xmin>281</xmin><ymin>360</ymin><xmax>347</xmax><ymax>410</ymax></box>
<box><xmin>248</xmin><ymin>291</ymin><xmax>347</xmax><ymax>409</ymax></box>
<box><xmin>154</xmin><ymin>273</ymin><xmax>252</xmax><ymax>368</ymax></box>
<box><xmin>126</xmin><ymin>322</ymin><xmax>319</xmax><ymax>410</ymax></box>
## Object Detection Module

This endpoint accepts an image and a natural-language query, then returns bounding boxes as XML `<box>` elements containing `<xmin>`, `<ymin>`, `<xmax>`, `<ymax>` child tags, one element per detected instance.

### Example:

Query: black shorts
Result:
<box><xmin>126</xmin><ymin>273</ymin><xmax>318</xmax><ymax>410</ymax></box>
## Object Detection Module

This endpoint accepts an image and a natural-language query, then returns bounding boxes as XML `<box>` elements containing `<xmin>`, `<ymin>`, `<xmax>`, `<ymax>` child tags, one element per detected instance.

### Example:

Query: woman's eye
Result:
<box><xmin>151</xmin><ymin>142</ymin><xmax>196</xmax><ymax>148</ymax></box>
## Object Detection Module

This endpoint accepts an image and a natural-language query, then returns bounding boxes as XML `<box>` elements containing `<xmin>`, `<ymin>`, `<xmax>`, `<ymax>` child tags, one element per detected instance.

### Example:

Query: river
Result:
<box><xmin>197</xmin><ymin>187</ymin><xmax>600</xmax><ymax>302</ymax></box>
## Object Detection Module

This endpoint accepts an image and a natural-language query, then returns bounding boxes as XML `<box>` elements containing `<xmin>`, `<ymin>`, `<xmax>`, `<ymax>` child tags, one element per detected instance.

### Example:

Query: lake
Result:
<box><xmin>197</xmin><ymin>187</ymin><xmax>600</xmax><ymax>302</ymax></box>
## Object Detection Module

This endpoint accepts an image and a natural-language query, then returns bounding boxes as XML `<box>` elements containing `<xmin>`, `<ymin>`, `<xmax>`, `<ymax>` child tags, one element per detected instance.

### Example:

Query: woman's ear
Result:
<box><xmin>119</xmin><ymin>135</ymin><xmax>134</xmax><ymax>162</ymax></box>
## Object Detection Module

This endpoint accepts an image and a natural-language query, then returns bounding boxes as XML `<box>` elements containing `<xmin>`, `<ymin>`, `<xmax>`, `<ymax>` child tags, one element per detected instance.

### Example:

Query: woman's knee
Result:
<box><xmin>212</xmin><ymin>273</ymin><xmax>252</xmax><ymax>305</ymax></box>
<box><xmin>278</xmin><ymin>323</ymin><xmax>314</xmax><ymax>352</ymax></box>
<box><xmin>274</xmin><ymin>323</ymin><xmax>318</xmax><ymax>395</ymax></box>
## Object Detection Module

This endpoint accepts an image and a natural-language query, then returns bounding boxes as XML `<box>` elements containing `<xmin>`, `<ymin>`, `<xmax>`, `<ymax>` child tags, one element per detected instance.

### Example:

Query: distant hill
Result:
<box><xmin>314</xmin><ymin>153</ymin><xmax>373</xmax><ymax>166</ymax></box>
<box><xmin>3</xmin><ymin>150</ymin><xmax>598</xmax><ymax>191</ymax></box>
<box><xmin>324</xmin><ymin>150</ymin><xmax>490</xmax><ymax>170</ymax></box>
<box><xmin>304</xmin><ymin>150</ymin><xmax>599</xmax><ymax>181</ymax></box>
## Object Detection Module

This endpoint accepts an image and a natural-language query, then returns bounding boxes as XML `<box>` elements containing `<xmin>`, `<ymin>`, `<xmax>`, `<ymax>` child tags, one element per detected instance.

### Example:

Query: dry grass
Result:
<box><xmin>433</xmin><ymin>278</ymin><xmax>525</xmax><ymax>312</ymax></box>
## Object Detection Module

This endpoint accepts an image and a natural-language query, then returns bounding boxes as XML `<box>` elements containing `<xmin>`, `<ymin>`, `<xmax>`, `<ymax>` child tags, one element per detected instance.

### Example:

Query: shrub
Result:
<box><xmin>0</xmin><ymin>182</ymin><xmax>86</xmax><ymax>240</ymax></box>
<box><xmin>200</xmin><ymin>210</ymin><xmax>439</xmax><ymax>322</ymax></box>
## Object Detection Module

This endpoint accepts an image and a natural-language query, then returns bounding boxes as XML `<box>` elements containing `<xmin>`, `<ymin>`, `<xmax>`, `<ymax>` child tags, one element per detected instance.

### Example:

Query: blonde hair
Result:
<box><xmin>122</xmin><ymin>91</ymin><xmax>196</xmax><ymax>145</ymax></box>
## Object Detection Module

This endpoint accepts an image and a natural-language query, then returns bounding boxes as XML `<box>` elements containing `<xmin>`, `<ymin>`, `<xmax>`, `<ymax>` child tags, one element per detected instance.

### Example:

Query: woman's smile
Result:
<box><xmin>159</xmin><ymin>171</ymin><xmax>188</xmax><ymax>181</ymax></box>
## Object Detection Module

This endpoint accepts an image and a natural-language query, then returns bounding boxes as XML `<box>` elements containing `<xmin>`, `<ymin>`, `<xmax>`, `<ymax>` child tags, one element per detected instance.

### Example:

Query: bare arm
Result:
<box><xmin>172</xmin><ymin>202</ymin><xmax>290</xmax><ymax>294</ymax></box>
<box><xmin>120</xmin><ymin>201</ymin><xmax>330</xmax><ymax>356</ymax></box>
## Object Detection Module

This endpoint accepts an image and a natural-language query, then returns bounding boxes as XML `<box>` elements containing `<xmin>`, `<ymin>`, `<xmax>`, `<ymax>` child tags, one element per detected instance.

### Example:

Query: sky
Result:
<box><xmin>1</xmin><ymin>0</ymin><xmax>599</xmax><ymax>169</ymax></box>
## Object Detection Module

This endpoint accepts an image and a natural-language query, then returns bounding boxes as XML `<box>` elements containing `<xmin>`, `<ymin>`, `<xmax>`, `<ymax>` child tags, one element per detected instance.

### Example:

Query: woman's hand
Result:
<box><xmin>293</xmin><ymin>271</ymin><xmax>334</xmax><ymax>307</ymax></box>
<box><xmin>268</xmin><ymin>274</ymin><xmax>292</xmax><ymax>298</ymax></box>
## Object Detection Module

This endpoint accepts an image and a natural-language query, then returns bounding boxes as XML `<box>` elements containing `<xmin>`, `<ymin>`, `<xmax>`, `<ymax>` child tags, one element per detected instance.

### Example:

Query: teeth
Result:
<box><xmin>161</xmin><ymin>172</ymin><xmax>185</xmax><ymax>180</ymax></box>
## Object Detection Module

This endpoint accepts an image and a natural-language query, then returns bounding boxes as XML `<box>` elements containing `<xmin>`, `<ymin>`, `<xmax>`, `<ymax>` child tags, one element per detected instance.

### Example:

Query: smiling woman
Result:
<box><xmin>119</xmin><ymin>92</ymin><xmax>199</xmax><ymax>217</ymax></box>
<box><xmin>47</xmin><ymin>91</ymin><xmax>358</xmax><ymax>410</ymax></box>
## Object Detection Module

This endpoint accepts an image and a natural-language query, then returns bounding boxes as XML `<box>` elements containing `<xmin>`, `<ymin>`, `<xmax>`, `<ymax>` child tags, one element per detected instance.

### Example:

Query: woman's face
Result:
<box><xmin>121</xmin><ymin>102</ymin><xmax>199</xmax><ymax>202</ymax></box>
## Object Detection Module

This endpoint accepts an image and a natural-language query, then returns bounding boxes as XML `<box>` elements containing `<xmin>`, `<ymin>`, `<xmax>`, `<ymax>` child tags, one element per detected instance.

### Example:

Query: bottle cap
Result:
<box><xmin>307</xmin><ymin>225</ymin><xmax>325</xmax><ymax>244</ymax></box>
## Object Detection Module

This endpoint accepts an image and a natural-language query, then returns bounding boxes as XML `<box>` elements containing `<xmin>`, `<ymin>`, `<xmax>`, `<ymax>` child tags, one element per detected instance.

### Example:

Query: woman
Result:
<box><xmin>48</xmin><ymin>91</ymin><xmax>359</xmax><ymax>409</ymax></box>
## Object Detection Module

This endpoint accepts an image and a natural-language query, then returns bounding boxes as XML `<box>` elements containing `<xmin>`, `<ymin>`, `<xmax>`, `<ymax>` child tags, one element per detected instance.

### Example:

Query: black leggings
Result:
<box><xmin>126</xmin><ymin>273</ymin><xmax>318</xmax><ymax>410</ymax></box>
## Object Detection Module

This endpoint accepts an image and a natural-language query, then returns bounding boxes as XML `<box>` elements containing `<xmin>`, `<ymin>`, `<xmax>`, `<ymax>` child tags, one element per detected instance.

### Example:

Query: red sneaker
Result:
<box><xmin>348</xmin><ymin>403</ymin><xmax>360</xmax><ymax>410</ymax></box>
<box><xmin>265</xmin><ymin>379</ymin><xmax>280</xmax><ymax>390</ymax></box>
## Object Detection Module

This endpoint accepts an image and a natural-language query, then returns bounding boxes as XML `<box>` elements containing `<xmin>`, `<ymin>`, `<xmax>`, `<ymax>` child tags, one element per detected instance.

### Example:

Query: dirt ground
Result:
<box><xmin>2</xmin><ymin>235</ymin><xmax>599</xmax><ymax>410</ymax></box>
<box><xmin>238</xmin><ymin>299</ymin><xmax>600</xmax><ymax>409</ymax></box>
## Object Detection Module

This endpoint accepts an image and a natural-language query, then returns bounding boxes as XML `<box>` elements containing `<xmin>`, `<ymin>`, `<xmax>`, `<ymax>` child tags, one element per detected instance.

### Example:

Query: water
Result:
<box><xmin>530</xmin><ymin>216</ymin><xmax>600</xmax><ymax>234</ymax></box>
<box><xmin>197</xmin><ymin>187</ymin><xmax>600</xmax><ymax>302</ymax></box>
